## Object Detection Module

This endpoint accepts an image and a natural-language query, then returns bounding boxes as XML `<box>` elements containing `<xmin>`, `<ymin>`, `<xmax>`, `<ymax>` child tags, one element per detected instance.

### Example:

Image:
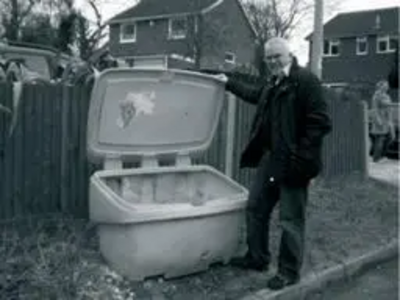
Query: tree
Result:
<box><xmin>1</xmin><ymin>0</ymin><xmax>38</xmax><ymax>41</ymax></box>
<box><xmin>55</xmin><ymin>0</ymin><xmax>108</xmax><ymax>60</ymax></box>
<box><xmin>0</xmin><ymin>0</ymin><xmax>78</xmax><ymax>55</ymax></box>
<box><xmin>154</xmin><ymin>0</ymin><xmax>231</xmax><ymax>71</ymax></box>
<box><xmin>74</xmin><ymin>0</ymin><xmax>108</xmax><ymax>61</ymax></box>
<box><xmin>242</xmin><ymin>0</ymin><xmax>341</xmax><ymax>77</ymax></box>
<box><xmin>20</xmin><ymin>14</ymin><xmax>57</xmax><ymax>46</ymax></box>
<box><xmin>1</xmin><ymin>0</ymin><xmax>107</xmax><ymax>60</ymax></box>
<box><xmin>244</xmin><ymin>0</ymin><xmax>312</xmax><ymax>40</ymax></box>
<box><xmin>183</xmin><ymin>13</ymin><xmax>229</xmax><ymax>70</ymax></box>
<box><xmin>55</xmin><ymin>12</ymin><xmax>78</xmax><ymax>53</ymax></box>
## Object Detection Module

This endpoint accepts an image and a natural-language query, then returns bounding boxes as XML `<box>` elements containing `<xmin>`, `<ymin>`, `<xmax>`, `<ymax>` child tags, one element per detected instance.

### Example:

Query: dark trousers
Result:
<box><xmin>371</xmin><ymin>134</ymin><xmax>389</xmax><ymax>162</ymax></box>
<box><xmin>246</xmin><ymin>154</ymin><xmax>308</xmax><ymax>279</ymax></box>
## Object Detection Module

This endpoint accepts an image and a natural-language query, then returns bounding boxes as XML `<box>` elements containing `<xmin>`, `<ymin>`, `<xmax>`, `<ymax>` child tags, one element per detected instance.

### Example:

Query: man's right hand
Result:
<box><xmin>214</xmin><ymin>73</ymin><xmax>228</xmax><ymax>84</ymax></box>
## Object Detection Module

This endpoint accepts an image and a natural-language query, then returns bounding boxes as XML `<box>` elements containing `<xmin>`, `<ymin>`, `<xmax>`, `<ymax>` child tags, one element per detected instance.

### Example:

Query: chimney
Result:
<box><xmin>374</xmin><ymin>14</ymin><xmax>381</xmax><ymax>29</ymax></box>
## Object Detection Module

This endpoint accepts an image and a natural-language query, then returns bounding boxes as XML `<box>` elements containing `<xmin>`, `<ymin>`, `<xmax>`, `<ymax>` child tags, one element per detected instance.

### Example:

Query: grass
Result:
<box><xmin>0</xmin><ymin>174</ymin><xmax>398</xmax><ymax>300</ymax></box>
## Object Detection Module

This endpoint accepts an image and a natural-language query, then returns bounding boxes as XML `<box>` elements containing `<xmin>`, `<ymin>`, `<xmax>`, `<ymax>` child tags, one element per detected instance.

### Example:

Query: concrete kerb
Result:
<box><xmin>240</xmin><ymin>240</ymin><xmax>398</xmax><ymax>300</ymax></box>
<box><xmin>368</xmin><ymin>176</ymin><xmax>400</xmax><ymax>189</ymax></box>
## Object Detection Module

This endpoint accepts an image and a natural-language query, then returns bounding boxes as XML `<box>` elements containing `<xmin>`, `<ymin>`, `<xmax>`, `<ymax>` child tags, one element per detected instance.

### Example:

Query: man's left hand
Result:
<box><xmin>0</xmin><ymin>104</ymin><xmax>11</xmax><ymax>114</ymax></box>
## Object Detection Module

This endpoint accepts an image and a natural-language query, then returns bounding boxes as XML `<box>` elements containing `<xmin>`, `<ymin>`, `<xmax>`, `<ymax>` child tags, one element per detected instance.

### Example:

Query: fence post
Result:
<box><xmin>361</xmin><ymin>101</ymin><xmax>369</xmax><ymax>178</ymax></box>
<box><xmin>9</xmin><ymin>82</ymin><xmax>22</xmax><ymax>137</ymax></box>
<box><xmin>224</xmin><ymin>93</ymin><xmax>236</xmax><ymax>178</ymax></box>
<box><xmin>60</xmin><ymin>86</ymin><xmax>69</xmax><ymax>212</ymax></box>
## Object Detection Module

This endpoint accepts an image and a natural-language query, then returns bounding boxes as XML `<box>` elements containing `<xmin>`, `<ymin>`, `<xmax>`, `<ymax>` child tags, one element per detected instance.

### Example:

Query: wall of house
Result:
<box><xmin>109</xmin><ymin>0</ymin><xmax>257</xmax><ymax>70</ymax></box>
<box><xmin>109</xmin><ymin>19</ymin><xmax>192</xmax><ymax>59</ymax></box>
<box><xmin>321</xmin><ymin>36</ymin><xmax>397</xmax><ymax>85</ymax></box>
<box><xmin>200</xmin><ymin>0</ymin><xmax>257</xmax><ymax>70</ymax></box>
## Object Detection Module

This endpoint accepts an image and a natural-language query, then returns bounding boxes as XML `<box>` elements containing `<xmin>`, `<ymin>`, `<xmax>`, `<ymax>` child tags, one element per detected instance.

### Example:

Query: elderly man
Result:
<box><xmin>218</xmin><ymin>37</ymin><xmax>331</xmax><ymax>290</ymax></box>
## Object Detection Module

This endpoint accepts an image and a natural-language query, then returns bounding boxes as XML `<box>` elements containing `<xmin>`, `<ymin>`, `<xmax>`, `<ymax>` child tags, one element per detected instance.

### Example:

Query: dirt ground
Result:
<box><xmin>0</xmin><ymin>174</ymin><xmax>398</xmax><ymax>300</ymax></box>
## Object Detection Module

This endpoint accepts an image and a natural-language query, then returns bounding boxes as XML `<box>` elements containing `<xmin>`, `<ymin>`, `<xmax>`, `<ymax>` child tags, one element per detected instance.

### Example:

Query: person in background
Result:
<box><xmin>370</xmin><ymin>80</ymin><xmax>394</xmax><ymax>162</ymax></box>
<box><xmin>216</xmin><ymin>37</ymin><xmax>331</xmax><ymax>290</ymax></box>
<box><xmin>0</xmin><ymin>55</ymin><xmax>10</xmax><ymax>112</ymax></box>
<box><xmin>0</xmin><ymin>55</ymin><xmax>6</xmax><ymax>82</ymax></box>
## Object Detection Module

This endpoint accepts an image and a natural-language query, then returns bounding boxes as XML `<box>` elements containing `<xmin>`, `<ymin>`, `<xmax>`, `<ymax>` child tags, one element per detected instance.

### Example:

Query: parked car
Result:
<box><xmin>0</xmin><ymin>41</ymin><xmax>71</xmax><ymax>83</ymax></box>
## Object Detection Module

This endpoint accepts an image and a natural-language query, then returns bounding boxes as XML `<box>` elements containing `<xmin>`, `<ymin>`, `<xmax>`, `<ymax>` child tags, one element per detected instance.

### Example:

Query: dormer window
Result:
<box><xmin>356</xmin><ymin>37</ymin><xmax>368</xmax><ymax>55</ymax></box>
<box><xmin>377</xmin><ymin>35</ymin><xmax>397</xmax><ymax>53</ymax></box>
<box><xmin>168</xmin><ymin>17</ymin><xmax>187</xmax><ymax>40</ymax></box>
<box><xmin>323</xmin><ymin>40</ymin><xmax>340</xmax><ymax>57</ymax></box>
<box><xmin>120</xmin><ymin>23</ymin><xmax>137</xmax><ymax>43</ymax></box>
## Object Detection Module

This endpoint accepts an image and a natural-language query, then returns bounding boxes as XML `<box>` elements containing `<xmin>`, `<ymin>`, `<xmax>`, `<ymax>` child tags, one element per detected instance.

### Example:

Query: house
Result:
<box><xmin>106</xmin><ymin>0</ymin><xmax>258</xmax><ymax>71</ymax></box>
<box><xmin>306</xmin><ymin>7</ymin><xmax>399</xmax><ymax>101</ymax></box>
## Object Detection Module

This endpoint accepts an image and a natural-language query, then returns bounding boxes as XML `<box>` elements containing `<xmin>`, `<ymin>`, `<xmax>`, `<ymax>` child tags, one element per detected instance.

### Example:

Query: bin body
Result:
<box><xmin>87</xmin><ymin>68</ymin><xmax>248</xmax><ymax>280</ymax></box>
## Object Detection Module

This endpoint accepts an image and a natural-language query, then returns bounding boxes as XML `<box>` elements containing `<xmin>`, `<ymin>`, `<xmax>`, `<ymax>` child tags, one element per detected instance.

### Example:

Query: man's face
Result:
<box><xmin>264</xmin><ymin>43</ymin><xmax>292</xmax><ymax>76</ymax></box>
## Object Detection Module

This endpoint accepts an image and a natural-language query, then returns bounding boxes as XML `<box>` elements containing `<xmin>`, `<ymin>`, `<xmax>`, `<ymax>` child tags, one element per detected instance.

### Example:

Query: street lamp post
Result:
<box><xmin>311</xmin><ymin>0</ymin><xmax>324</xmax><ymax>79</ymax></box>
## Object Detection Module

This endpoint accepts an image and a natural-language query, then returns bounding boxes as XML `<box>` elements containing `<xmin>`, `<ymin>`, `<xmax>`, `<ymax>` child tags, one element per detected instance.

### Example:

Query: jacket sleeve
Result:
<box><xmin>296</xmin><ymin>74</ymin><xmax>332</xmax><ymax>159</ymax></box>
<box><xmin>225</xmin><ymin>76</ymin><xmax>262</xmax><ymax>105</ymax></box>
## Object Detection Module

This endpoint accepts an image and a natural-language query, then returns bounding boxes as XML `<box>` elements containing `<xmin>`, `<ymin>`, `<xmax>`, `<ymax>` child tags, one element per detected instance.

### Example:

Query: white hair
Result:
<box><xmin>264</xmin><ymin>37</ymin><xmax>292</xmax><ymax>54</ymax></box>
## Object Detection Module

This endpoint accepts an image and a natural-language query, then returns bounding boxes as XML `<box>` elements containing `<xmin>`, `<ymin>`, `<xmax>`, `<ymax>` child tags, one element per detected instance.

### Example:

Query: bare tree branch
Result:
<box><xmin>19</xmin><ymin>0</ymin><xmax>36</xmax><ymax>21</ymax></box>
<box><xmin>88</xmin><ymin>0</ymin><xmax>102</xmax><ymax>30</ymax></box>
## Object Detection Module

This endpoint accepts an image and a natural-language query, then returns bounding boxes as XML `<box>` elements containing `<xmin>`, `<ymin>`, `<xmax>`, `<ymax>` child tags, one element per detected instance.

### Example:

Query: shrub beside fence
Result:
<box><xmin>0</xmin><ymin>83</ymin><xmax>368</xmax><ymax>220</ymax></box>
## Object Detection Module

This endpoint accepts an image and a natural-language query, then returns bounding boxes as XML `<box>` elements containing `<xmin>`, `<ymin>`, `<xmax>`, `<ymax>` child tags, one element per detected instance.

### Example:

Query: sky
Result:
<box><xmin>76</xmin><ymin>0</ymin><xmax>400</xmax><ymax>65</ymax></box>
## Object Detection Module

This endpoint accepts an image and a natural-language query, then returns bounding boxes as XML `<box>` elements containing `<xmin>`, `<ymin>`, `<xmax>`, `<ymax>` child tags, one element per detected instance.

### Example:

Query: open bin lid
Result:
<box><xmin>87</xmin><ymin>68</ymin><xmax>226</xmax><ymax>164</ymax></box>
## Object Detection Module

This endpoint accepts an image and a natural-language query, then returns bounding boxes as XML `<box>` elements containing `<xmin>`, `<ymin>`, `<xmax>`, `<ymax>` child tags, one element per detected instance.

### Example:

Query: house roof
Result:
<box><xmin>108</xmin><ymin>0</ymin><xmax>258</xmax><ymax>39</ymax></box>
<box><xmin>306</xmin><ymin>6</ymin><xmax>399</xmax><ymax>40</ymax></box>
<box><xmin>109</xmin><ymin>0</ymin><xmax>220</xmax><ymax>23</ymax></box>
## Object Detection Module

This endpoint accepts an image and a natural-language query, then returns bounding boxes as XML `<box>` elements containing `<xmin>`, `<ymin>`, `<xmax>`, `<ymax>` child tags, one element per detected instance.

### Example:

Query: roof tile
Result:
<box><xmin>110</xmin><ymin>0</ymin><xmax>219</xmax><ymax>22</ymax></box>
<box><xmin>306</xmin><ymin>7</ymin><xmax>399</xmax><ymax>40</ymax></box>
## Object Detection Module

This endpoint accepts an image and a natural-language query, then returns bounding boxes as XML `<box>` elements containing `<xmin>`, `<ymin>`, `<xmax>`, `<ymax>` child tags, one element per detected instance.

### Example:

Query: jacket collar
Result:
<box><xmin>268</xmin><ymin>57</ymin><xmax>300</xmax><ymax>96</ymax></box>
<box><xmin>287</xmin><ymin>57</ymin><xmax>302</xmax><ymax>82</ymax></box>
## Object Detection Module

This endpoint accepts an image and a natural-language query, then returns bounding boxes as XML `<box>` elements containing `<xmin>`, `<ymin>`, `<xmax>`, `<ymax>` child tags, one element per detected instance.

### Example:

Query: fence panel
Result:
<box><xmin>0</xmin><ymin>84</ymin><xmax>368</xmax><ymax>221</ymax></box>
<box><xmin>230</xmin><ymin>88</ymin><xmax>368</xmax><ymax>187</ymax></box>
<box><xmin>232</xmin><ymin>98</ymin><xmax>257</xmax><ymax>189</ymax></box>
<box><xmin>0</xmin><ymin>83</ymin><xmax>14</xmax><ymax>219</ymax></box>
<box><xmin>193</xmin><ymin>94</ymin><xmax>228</xmax><ymax>172</ymax></box>
<box><xmin>322</xmin><ymin>89</ymin><xmax>367</xmax><ymax>178</ymax></box>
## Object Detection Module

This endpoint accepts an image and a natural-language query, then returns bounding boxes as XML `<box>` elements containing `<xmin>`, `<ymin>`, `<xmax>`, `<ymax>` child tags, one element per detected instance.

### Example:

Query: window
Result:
<box><xmin>168</xmin><ymin>17</ymin><xmax>187</xmax><ymax>39</ymax></box>
<box><xmin>225</xmin><ymin>52</ymin><xmax>236</xmax><ymax>64</ymax></box>
<box><xmin>377</xmin><ymin>35</ymin><xmax>397</xmax><ymax>53</ymax></box>
<box><xmin>356</xmin><ymin>37</ymin><xmax>368</xmax><ymax>55</ymax></box>
<box><xmin>120</xmin><ymin>23</ymin><xmax>137</xmax><ymax>43</ymax></box>
<box><xmin>323</xmin><ymin>40</ymin><xmax>340</xmax><ymax>56</ymax></box>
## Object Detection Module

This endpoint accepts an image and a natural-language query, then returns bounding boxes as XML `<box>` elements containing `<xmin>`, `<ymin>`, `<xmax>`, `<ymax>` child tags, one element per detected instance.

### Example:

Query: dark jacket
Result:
<box><xmin>225</xmin><ymin>59</ymin><xmax>332</xmax><ymax>186</ymax></box>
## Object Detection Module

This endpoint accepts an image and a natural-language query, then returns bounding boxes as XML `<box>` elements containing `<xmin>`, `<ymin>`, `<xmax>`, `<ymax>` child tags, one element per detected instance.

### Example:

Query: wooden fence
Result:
<box><xmin>0</xmin><ymin>84</ymin><xmax>94</xmax><ymax>220</ymax></box>
<box><xmin>321</xmin><ymin>89</ymin><xmax>368</xmax><ymax>178</ymax></box>
<box><xmin>0</xmin><ymin>83</ymin><xmax>368</xmax><ymax>220</ymax></box>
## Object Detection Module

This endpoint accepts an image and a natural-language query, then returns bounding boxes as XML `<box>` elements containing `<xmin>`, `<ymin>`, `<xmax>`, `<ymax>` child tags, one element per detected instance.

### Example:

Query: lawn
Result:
<box><xmin>0</xmin><ymin>174</ymin><xmax>398</xmax><ymax>300</ymax></box>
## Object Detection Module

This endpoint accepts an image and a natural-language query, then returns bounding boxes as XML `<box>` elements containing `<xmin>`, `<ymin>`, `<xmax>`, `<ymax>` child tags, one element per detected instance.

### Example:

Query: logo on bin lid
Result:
<box><xmin>116</xmin><ymin>91</ymin><xmax>156</xmax><ymax>128</ymax></box>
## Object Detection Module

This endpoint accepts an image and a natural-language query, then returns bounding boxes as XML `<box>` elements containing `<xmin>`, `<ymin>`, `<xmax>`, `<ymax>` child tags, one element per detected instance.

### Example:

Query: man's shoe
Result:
<box><xmin>266</xmin><ymin>274</ymin><xmax>299</xmax><ymax>290</ymax></box>
<box><xmin>230</xmin><ymin>256</ymin><xmax>268</xmax><ymax>271</ymax></box>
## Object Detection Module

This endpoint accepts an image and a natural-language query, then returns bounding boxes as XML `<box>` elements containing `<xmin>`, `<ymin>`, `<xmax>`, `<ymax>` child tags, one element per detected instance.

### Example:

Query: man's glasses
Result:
<box><xmin>264</xmin><ymin>54</ymin><xmax>282</xmax><ymax>61</ymax></box>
